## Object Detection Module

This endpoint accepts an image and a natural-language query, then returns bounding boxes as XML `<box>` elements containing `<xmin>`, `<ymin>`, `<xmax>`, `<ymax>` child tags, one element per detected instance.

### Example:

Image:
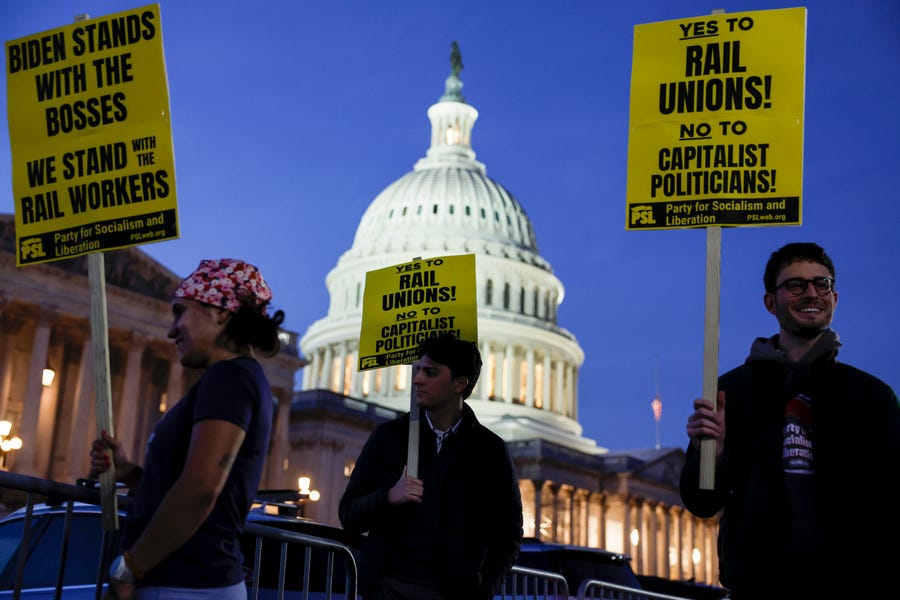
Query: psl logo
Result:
<box><xmin>20</xmin><ymin>238</ymin><xmax>46</xmax><ymax>261</ymax></box>
<box><xmin>630</xmin><ymin>205</ymin><xmax>656</xmax><ymax>225</ymax></box>
<box><xmin>359</xmin><ymin>356</ymin><xmax>380</xmax><ymax>369</ymax></box>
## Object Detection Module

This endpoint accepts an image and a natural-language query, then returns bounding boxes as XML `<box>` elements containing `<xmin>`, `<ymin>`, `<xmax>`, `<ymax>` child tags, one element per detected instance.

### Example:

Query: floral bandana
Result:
<box><xmin>173</xmin><ymin>258</ymin><xmax>272</xmax><ymax>313</ymax></box>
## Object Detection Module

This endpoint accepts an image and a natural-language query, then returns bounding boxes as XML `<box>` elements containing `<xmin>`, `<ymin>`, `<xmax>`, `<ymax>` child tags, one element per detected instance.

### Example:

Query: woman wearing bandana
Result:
<box><xmin>90</xmin><ymin>258</ymin><xmax>284</xmax><ymax>600</ymax></box>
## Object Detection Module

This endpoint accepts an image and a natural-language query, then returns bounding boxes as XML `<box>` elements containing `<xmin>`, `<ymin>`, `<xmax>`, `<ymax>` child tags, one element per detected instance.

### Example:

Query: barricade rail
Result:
<box><xmin>500</xmin><ymin>564</ymin><xmax>570</xmax><ymax>599</ymax></box>
<box><xmin>577</xmin><ymin>578</ymin><xmax>698</xmax><ymax>600</ymax></box>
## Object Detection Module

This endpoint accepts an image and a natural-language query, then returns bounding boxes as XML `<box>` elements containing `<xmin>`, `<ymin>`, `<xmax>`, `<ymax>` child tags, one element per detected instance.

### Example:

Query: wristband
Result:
<box><xmin>109</xmin><ymin>555</ymin><xmax>134</xmax><ymax>584</ymax></box>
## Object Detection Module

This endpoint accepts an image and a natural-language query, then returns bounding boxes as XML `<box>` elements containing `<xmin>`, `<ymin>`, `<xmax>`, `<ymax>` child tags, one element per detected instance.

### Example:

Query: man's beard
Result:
<box><xmin>793</xmin><ymin>323</ymin><xmax>827</xmax><ymax>339</ymax></box>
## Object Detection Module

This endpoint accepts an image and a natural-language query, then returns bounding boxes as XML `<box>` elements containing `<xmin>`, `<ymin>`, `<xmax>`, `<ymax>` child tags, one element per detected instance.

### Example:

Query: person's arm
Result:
<box><xmin>122</xmin><ymin>418</ymin><xmax>245</xmax><ymax>575</ymax></box>
<box><xmin>338</xmin><ymin>430</ymin><xmax>398</xmax><ymax>533</ymax></box>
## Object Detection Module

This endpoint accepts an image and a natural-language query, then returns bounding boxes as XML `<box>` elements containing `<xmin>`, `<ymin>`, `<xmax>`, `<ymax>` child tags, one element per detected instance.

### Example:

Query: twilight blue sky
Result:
<box><xmin>3</xmin><ymin>0</ymin><xmax>898</xmax><ymax>451</ymax></box>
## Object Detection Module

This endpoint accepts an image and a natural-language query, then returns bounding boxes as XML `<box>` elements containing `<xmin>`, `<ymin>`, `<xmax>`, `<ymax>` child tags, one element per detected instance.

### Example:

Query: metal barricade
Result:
<box><xmin>498</xmin><ymin>564</ymin><xmax>570</xmax><ymax>599</ymax></box>
<box><xmin>577</xmin><ymin>579</ymin><xmax>695</xmax><ymax>600</ymax></box>
<box><xmin>244</xmin><ymin>521</ymin><xmax>358</xmax><ymax>600</ymax></box>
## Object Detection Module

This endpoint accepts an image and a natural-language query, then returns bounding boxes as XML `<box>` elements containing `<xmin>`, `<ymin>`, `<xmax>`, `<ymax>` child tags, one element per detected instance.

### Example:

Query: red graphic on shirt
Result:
<box><xmin>783</xmin><ymin>393</ymin><xmax>814</xmax><ymax>474</ymax></box>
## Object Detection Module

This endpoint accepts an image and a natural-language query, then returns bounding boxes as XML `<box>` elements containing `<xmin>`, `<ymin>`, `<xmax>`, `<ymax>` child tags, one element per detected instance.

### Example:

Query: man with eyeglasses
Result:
<box><xmin>679</xmin><ymin>242</ymin><xmax>899</xmax><ymax>600</ymax></box>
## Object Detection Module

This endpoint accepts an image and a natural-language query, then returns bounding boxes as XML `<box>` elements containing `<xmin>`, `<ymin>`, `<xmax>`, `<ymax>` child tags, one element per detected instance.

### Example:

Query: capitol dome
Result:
<box><xmin>300</xmin><ymin>44</ymin><xmax>602</xmax><ymax>453</ymax></box>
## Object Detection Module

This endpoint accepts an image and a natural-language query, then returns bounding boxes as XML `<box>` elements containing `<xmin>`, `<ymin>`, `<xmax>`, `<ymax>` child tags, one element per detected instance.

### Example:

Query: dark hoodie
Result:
<box><xmin>680</xmin><ymin>329</ymin><xmax>900</xmax><ymax>599</ymax></box>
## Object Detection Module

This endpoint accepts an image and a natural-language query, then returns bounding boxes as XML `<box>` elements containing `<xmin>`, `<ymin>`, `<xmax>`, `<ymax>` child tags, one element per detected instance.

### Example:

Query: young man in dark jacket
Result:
<box><xmin>339</xmin><ymin>333</ymin><xmax>523</xmax><ymax>600</ymax></box>
<box><xmin>680</xmin><ymin>242</ymin><xmax>900</xmax><ymax>600</ymax></box>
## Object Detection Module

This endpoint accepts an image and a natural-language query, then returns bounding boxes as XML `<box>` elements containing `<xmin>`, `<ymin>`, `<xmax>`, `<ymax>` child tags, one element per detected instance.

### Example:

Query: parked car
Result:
<box><xmin>0</xmin><ymin>501</ymin><xmax>117</xmax><ymax>599</ymax></box>
<box><xmin>0</xmin><ymin>491</ymin><xmax>360</xmax><ymax>600</ymax></box>
<box><xmin>514</xmin><ymin>537</ymin><xmax>644</xmax><ymax>592</ymax></box>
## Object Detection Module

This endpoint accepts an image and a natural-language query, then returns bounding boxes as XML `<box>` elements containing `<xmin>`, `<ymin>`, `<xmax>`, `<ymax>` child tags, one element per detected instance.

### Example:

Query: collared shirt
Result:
<box><xmin>424</xmin><ymin>412</ymin><xmax>461</xmax><ymax>453</ymax></box>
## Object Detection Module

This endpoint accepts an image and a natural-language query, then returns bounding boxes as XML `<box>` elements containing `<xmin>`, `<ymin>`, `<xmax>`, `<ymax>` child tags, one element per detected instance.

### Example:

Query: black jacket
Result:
<box><xmin>680</xmin><ymin>331</ymin><xmax>900</xmax><ymax>598</ymax></box>
<box><xmin>339</xmin><ymin>403</ymin><xmax>523</xmax><ymax>599</ymax></box>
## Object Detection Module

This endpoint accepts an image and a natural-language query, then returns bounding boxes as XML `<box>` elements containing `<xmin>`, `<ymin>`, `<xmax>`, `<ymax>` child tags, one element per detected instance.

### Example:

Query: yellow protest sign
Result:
<box><xmin>6</xmin><ymin>4</ymin><xmax>178</xmax><ymax>265</ymax></box>
<box><xmin>626</xmin><ymin>7</ymin><xmax>806</xmax><ymax>230</ymax></box>
<box><xmin>358</xmin><ymin>254</ymin><xmax>478</xmax><ymax>371</ymax></box>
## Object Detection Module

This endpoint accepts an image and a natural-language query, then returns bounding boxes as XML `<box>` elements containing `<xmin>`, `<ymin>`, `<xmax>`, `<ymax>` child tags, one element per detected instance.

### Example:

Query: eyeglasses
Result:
<box><xmin>774</xmin><ymin>276</ymin><xmax>835</xmax><ymax>296</ymax></box>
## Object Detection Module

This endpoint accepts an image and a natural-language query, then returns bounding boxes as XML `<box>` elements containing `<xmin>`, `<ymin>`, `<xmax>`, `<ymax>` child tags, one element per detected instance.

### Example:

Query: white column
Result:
<box><xmin>264</xmin><ymin>390</ymin><xmax>292</xmax><ymax>490</ymax></box>
<box><xmin>633</xmin><ymin>500</ymin><xmax>645</xmax><ymax>574</ymax></box>
<box><xmin>567</xmin><ymin>364</ymin><xmax>577</xmax><ymax>419</ymax></box>
<box><xmin>476</xmin><ymin>341</ymin><xmax>490</xmax><ymax>401</ymax></box>
<box><xmin>504</xmin><ymin>344</ymin><xmax>514</xmax><ymax>403</ymax></box>
<box><xmin>350</xmin><ymin>347</ymin><xmax>363</xmax><ymax>397</ymax></box>
<box><xmin>301</xmin><ymin>349</ymin><xmax>315</xmax><ymax>389</ymax></box>
<box><xmin>541</xmin><ymin>354</ymin><xmax>551</xmax><ymax>411</ymax></box>
<box><xmin>662</xmin><ymin>507</ymin><xmax>673</xmax><ymax>580</ymax></box>
<box><xmin>63</xmin><ymin>340</ymin><xmax>95</xmax><ymax>482</ymax></box>
<box><xmin>642</xmin><ymin>501</ymin><xmax>655</xmax><ymax>575</ymax></box>
<box><xmin>0</xmin><ymin>313</ymin><xmax>23</xmax><ymax>419</ymax></box>
<box><xmin>16</xmin><ymin>316</ymin><xmax>51</xmax><ymax>476</ymax></box>
<box><xmin>525</xmin><ymin>349</ymin><xmax>535</xmax><ymax>407</ymax></box>
<box><xmin>337</xmin><ymin>344</ymin><xmax>348</xmax><ymax>394</ymax></box>
<box><xmin>117</xmin><ymin>332</ymin><xmax>146</xmax><ymax>459</ymax></box>
<box><xmin>532</xmin><ymin>480</ymin><xmax>544</xmax><ymax>541</ymax></box>
<box><xmin>554</xmin><ymin>360</ymin><xmax>564</xmax><ymax>415</ymax></box>
<box><xmin>321</xmin><ymin>346</ymin><xmax>333</xmax><ymax>391</ymax></box>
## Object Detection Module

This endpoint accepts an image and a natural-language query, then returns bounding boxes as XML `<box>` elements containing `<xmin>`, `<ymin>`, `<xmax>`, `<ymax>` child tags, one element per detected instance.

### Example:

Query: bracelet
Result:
<box><xmin>123</xmin><ymin>550</ymin><xmax>145</xmax><ymax>582</ymax></box>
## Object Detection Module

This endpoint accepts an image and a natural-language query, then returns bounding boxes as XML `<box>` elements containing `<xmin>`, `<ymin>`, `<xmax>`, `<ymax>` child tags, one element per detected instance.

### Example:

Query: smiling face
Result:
<box><xmin>764</xmin><ymin>259</ymin><xmax>838</xmax><ymax>341</ymax></box>
<box><xmin>167</xmin><ymin>298</ymin><xmax>229</xmax><ymax>368</ymax></box>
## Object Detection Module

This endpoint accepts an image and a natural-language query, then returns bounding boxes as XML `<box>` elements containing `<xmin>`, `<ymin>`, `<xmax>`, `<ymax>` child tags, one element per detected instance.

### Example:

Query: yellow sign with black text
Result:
<box><xmin>358</xmin><ymin>254</ymin><xmax>478</xmax><ymax>371</ymax></box>
<box><xmin>6</xmin><ymin>4</ymin><xmax>178</xmax><ymax>265</ymax></box>
<box><xmin>626</xmin><ymin>8</ymin><xmax>806</xmax><ymax>230</ymax></box>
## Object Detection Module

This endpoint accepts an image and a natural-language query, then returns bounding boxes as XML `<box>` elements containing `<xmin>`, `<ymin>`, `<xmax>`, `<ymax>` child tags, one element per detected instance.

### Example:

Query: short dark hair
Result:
<box><xmin>416</xmin><ymin>333</ymin><xmax>481</xmax><ymax>399</ymax></box>
<box><xmin>763</xmin><ymin>242</ymin><xmax>836</xmax><ymax>293</ymax></box>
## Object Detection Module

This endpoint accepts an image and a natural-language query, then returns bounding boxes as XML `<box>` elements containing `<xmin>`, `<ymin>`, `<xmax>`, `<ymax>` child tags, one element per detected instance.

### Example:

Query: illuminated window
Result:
<box><xmin>343</xmin><ymin>355</ymin><xmax>353</xmax><ymax>395</ymax></box>
<box><xmin>330</xmin><ymin>356</ymin><xmax>340</xmax><ymax>391</ymax></box>
<box><xmin>520</xmin><ymin>481</ymin><xmax>535</xmax><ymax>537</ymax></box>
<box><xmin>486</xmin><ymin>353</ymin><xmax>496</xmax><ymax>400</ymax></box>
<box><xmin>501</xmin><ymin>355</ymin><xmax>509</xmax><ymax>400</ymax></box>
<box><xmin>534</xmin><ymin>364</ymin><xmax>544</xmax><ymax>409</ymax></box>
<box><xmin>444</xmin><ymin>123</ymin><xmax>461</xmax><ymax>145</ymax></box>
<box><xmin>395</xmin><ymin>364</ymin><xmax>409</xmax><ymax>390</ymax></box>
<box><xmin>606</xmin><ymin>521</ymin><xmax>624</xmax><ymax>554</ymax></box>
<box><xmin>518</xmin><ymin>361</ymin><xmax>527</xmax><ymax>404</ymax></box>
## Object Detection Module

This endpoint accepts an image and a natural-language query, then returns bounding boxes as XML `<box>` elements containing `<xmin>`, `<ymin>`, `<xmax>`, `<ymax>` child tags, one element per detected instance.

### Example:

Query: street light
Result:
<box><xmin>0</xmin><ymin>420</ymin><xmax>23</xmax><ymax>469</ymax></box>
<box><xmin>298</xmin><ymin>476</ymin><xmax>320</xmax><ymax>502</ymax></box>
<box><xmin>296</xmin><ymin>476</ymin><xmax>320</xmax><ymax>518</ymax></box>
